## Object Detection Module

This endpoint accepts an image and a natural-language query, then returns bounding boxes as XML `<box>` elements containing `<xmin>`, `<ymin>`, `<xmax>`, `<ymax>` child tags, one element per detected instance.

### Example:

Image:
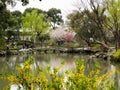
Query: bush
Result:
<box><xmin>63</xmin><ymin>42</ymin><xmax>79</xmax><ymax>48</ymax></box>
<box><xmin>17</xmin><ymin>40</ymin><xmax>34</xmax><ymax>48</ymax></box>
<box><xmin>0</xmin><ymin>57</ymin><xmax>116</xmax><ymax>90</ymax></box>
<box><xmin>113</xmin><ymin>49</ymin><xmax>120</xmax><ymax>61</ymax></box>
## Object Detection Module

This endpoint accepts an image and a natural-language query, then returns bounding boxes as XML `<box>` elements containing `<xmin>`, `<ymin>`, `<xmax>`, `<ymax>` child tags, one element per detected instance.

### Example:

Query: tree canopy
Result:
<box><xmin>106</xmin><ymin>0</ymin><xmax>120</xmax><ymax>50</ymax></box>
<box><xmin>23</xmin><ymin>8</ymin><xmax>45</xmax><ymax>16</ymax></box>
<box><xmin>22</xmin><ymin>10</ymin><xmax>49</xmax><ymax>43</ymax></box>
<box><xmin>47</xmin><ymin>8</ymin><xmax>63</xmax><ymax>29</ymax></box>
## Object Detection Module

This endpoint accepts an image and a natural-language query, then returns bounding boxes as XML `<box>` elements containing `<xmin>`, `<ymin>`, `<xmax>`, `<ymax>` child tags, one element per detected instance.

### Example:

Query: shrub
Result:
<box><xmin>113</xmin><ymin>49</ymin><xmax>120</xmax><ymax>60</ymax></box>
<box><xmin>0</xmin><ymin>57</ymin><xmax>116</xmax><ymax>90</ymax></box>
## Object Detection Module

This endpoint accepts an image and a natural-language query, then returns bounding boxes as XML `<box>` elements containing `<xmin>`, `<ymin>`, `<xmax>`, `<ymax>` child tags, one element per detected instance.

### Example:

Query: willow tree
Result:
<box><xmin>22</xmin><ymin>10</ymin><xmax>49</xmax><ymax>46</ymax></box>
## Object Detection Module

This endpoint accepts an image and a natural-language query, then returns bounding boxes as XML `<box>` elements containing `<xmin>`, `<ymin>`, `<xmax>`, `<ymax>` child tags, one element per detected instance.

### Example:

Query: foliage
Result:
<box><xmin>11</xmin><ymin>10</ymin><xmax>22</xmax><ymax>29</ymax></box>
<box><xmin>0</xmin><ymin>0</ymin><xmax>41</xmax><ymax>50</ymax></box>
<box><xmin>0</xmin><ymin>57</ymin><xmax>116</xmax><ymax>90</ymax></box>
<box><xmin>67</xmin><ymin>10</ymin><xmax>102</xmax><ymax>46</ymax></box>
<box><xmin>69</xmin><ymin>0</ymin><xmax>114</xmax><ymax>47</ymax></box>
<box><xmin>0</xmin><ymin>9</ymin><xmax>16</xmax><ymax>30</ymax></box>
<box><xmin>62</xmin><ymin>42</ymin><xmax>79</xmax><ymax>48</ymax></box>
<box><xmin>92</xmin><ymin>44</ymin><xmax>101</xmax><ymax>52</ymax></box>
<box><xmin>113</xmin><ymin>49</ymin><xmax>120</xmax><ymax>60</ymax></box>
<box><xmin>10</xmin><ymin>10</ymin><xmax>22</xmax><ymax>41</ymax></box>
<box><xmin>22</xmin><ymin>10</ymin><xmax>49</xmax><ymax>43</ymax></box>
<box><xmin>107</xmin><ymin>0</ymin><xmax>120</xmax><ymax>50</ymax></box>
<box><xmin>0</xmin><ymin>35</ymin><xmax>6</xmax><ymax>50</ymax></box>
<box><xmin>0</xmin><ymin>6</ymin><xmax>18</xmax><ymax>50</ymax></box>
<box><xmin>72</xmin><ymin>0</ymin><xmax>120</xmax><ymax>49</ymax></box>
<box><xmin>23</xmin><ymin>8</ymin><xmax>45</xmax><ymax>16</ymax></box>
<box><xmin>47</xmin><ymin>8</ymin><xmax>63</xmax><ymax>29</ymax></box>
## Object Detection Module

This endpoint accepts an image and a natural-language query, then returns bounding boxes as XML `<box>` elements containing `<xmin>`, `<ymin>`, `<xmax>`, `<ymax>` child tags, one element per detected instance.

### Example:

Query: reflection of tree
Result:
<box><xmin>1</xmin><ymin>54</ymin><xmax>120</xmax><ymax>89</ymax></box>
<box><xmin>84</xmin><ymin>58</ymin><xmax>114</xmax><ymax>76</ymax></box>
<box><xmin>0</xmin><ymin>58</ymin><xmax>9</xmax><ymax>74</ymax></box>
<box><xmin>84</xmin><ymin>58</ymin><xmax>95</xmax><ymax>75</ymax></box>
<box><xmin>0</xmin><ymin>55</ymin><xmax>31</xmax><ymax>75</ymax></box>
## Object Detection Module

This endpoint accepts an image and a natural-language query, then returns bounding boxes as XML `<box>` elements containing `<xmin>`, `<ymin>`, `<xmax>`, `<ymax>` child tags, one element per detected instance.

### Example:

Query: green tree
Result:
<box><xmin>0</xmin><ymin>7</ymin><xmax>17</xmax><ymax>49</ymax></box>
<box><xmin>23</xmin><ymin>8</ymin><xmax>45</xmax><ymax>16</ymax></box>
<box><xmin>11</xmin><ymin>10</ymin><xmax>22</xmax><ymax>41</ymax></box>
<box><xmin>0</xmin><ymin>0</ymin><xmax>41</xmax><ymax>50</ymax></box>
<box><xmin>72</xmin><ymin>0</ymin><xmax>110</xmax><ymax>50</ymax></box>
<box><xmin>107</xmin><ymin>0</ymin><xmax>120</xmax><ymax>50</ymax></box>
<box><xmin>67</xmin><ymin>10</ymin><xmax>102</xmax><ymax>46</ymax></box>
<box><xmin>22</xmin><ymin>10</ymin><xmax>49</xmax><ymax>46</ymax></box>
<box><xmin>0</xmin><ymin>0</ymin><xmax>25</xmax><ymax>50</ymax></box>
<box><xmin>5</xmin><ymin>10</ymin><xmax>22</xmax><ymax>45</ymax></box>
<box><xmin>47</xmin><ymin>8</ymin><xmax>63</xmax><ymax>29</ymax></box>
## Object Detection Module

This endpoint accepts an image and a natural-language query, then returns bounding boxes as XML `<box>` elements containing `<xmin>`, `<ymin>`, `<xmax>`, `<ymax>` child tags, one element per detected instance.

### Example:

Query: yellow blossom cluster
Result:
<box><xmin>0</xmin><ymin>58</ymin><xmax>116</xmax><ymax>90</ymax></box>
<box><xmin>113</xmin><ymin>49</ymin><xmax>120</xmax><ymax>60</ymax></box>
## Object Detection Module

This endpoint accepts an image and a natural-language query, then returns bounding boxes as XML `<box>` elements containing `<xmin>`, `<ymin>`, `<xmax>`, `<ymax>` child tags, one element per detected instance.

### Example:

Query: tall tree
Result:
<box><xmin>0</xmin><ymin>0</ymin><xmax>41</xmax><ymax>50</ymax></box>
<box><xmin>72</xmin><ymin>0</ymin><xmax>110</xmax><ymax>50</ymax></box>
<box><xmin>106</xmin><ymin>0</ymin><xmax>120</xmax><ymax>50</ymax></box>
<box><xmin>22</xmin><ymin>10</ymin><xmax>49</xmax><ymax>46</ymax></box>
<box><xmin>67</xmin><ymin>10</ymin><xmax>104</xmax><ymax>46</ymax></box>
<box><xmin>11</xmin><ymin>10</ymin><xmax>22</xmax><ymax>41</ymax></box>
<box><xmin>23</xmin><ymin>8</ymin><xmax>45</xmax><ymax>16</ymax></box>
<box><xmin>47</xmin><ymin>8</ymin><xmax>63</xmax><ymax>29</ymax></box>
<box><xmin>83</xmin><ymin>0</ymin><xmax>108</xmax><ymax>42</ymax></box>
<box><xmin>0</xmin><ymin>8</ymin><xmax>17</xmax><ymax>49</ymax></box>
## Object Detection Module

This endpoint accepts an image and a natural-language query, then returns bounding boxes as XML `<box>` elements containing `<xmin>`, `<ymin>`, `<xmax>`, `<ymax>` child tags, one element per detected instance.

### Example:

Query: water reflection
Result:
<box><xmin>0</xmin><ymin>53</ymin><xmax>120</xmax><ymax>89</ymax></box>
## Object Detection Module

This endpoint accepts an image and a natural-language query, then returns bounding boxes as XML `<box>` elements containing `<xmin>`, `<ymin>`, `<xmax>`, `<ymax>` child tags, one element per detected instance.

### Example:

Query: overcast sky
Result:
<box><xmin>7</xmin><ymin>0</ymin><xmax>77</xmax><ymax>21</ymax></box>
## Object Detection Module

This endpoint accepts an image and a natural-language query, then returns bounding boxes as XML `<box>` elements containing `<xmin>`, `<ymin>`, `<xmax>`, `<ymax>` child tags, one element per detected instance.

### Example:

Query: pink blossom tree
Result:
<box><xmin>50</xmin><ymin>27</ymin><xmax>76</xmax><ymax>46</ymax></box>
<box><xmin>63</xmin><ymin>32</ymin><xmax>76</xmax><ymax>42</ymax></box>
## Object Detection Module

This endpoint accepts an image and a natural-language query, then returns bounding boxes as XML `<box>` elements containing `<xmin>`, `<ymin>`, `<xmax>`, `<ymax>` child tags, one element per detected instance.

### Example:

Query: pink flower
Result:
<box><xmin>63</xmin><ymin>32</ymin><xmax>76</xmax><ymax>42</ymax></box>
<box><xmin>50</xmin><ymin>27</ymin><xmax>76</xmax><ymax>42</ymax></box>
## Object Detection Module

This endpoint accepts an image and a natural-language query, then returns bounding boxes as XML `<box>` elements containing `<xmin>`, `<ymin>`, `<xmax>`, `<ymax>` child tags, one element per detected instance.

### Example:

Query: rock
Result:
<box><xmin>59</xmin><ymin>48</ymin><xmax>68</xmax><ymax>53</ymax></box>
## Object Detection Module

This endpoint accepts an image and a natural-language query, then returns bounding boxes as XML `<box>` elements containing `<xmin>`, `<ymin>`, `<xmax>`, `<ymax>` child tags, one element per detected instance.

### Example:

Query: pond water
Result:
<box><xmin>0</xmin><ymin>53</ymin><xmax>120</xmax><ymax>90</ymax></box>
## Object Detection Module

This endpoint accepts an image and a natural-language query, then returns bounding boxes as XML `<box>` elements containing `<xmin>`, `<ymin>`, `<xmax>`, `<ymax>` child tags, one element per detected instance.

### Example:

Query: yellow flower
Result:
<box><xmin>57</xmin><ymin>64</ymin><xmax>64</xmax><ymax>71</ymax></box>
<box><xmin>67</xmin><ymin>71</ymin><xmax>74</xmax><ymax>77</ymax></box>
<box><xmin>24</xmin><ymin>65</ymin><xmax>31</xmax><ymax>69</ymax></box>
<box><xmin>113</xmin><ymin>49</ymin><xmax>120</xmax><ymax>59</ymax></box>
<box><xmin>80</xmin><ymin>64</ymin><xmax>84</xmax><ymax>71</ymax></box>
<box><xmin>39</xmin><ymin>72</ymin><xmax>48</xmax><ymax>83</ymax></box>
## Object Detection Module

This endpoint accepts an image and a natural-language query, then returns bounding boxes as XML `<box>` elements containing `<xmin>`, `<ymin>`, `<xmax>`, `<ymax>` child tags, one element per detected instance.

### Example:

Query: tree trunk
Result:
<box><xmin>95</xmin><ymin>40</ymin><xmax>109</xmax><ymax>52</ymax></box>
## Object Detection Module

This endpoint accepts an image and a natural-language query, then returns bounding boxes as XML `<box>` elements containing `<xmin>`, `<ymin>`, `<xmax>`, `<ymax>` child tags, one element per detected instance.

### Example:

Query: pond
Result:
<box><xmin>0</xmin><ymin>53</ymin><xmax>120</xmax><ymax>90</ymax></box>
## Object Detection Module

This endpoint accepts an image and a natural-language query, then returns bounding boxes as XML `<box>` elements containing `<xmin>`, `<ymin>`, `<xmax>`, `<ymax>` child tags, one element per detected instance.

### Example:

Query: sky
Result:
<box><xmin>7</xmin><ymin>0</ymin><xmax>77</xmax><ymax>21</ymax></box>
